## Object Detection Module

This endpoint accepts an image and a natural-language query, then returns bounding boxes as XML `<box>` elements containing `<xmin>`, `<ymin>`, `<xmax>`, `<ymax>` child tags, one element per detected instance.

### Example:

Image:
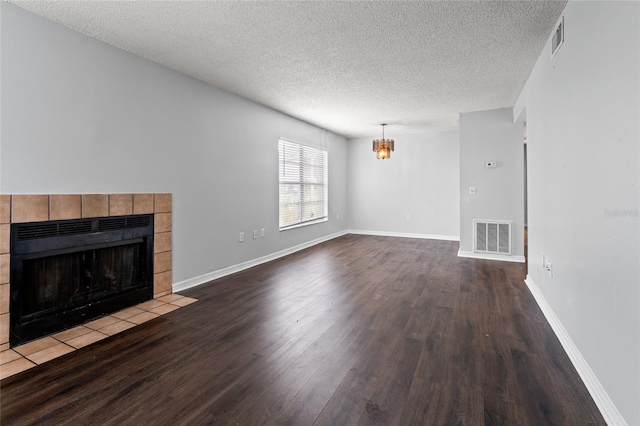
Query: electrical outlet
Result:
<box><xmin>239</xmin><ymin>232</ymin><xmax>245</xmax><ymax>242</ymax></box>
<box><xmin>545</xmin><ymin>260</ymin><xmax>553</xmax><ymax>278</ymax></box>
<box><xmin>261</xmin><ymin>228</ymin><xmax>265</xmax><ymax>238</ymax></box>
<box><xmin>253</xmin><ymin>229</ymin><xmax>258</xmax><ymax>240</ymax></box>
<box><xmin>406</xmin><ymin>214</ymin><xmax>411</xmax><ymax>221</ymax></box>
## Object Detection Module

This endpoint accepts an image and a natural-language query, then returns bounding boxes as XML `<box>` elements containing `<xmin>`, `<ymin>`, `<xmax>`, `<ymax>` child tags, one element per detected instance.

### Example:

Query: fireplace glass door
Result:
<box><xmin>21</xmin><ymin>243</ymin><xmax>146</xmax><ymax>321</ymax></box>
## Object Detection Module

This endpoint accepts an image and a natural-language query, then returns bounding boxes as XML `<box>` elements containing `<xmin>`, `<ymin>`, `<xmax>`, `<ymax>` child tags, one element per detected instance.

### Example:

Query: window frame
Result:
<box><xmin>278</xmin><ymin>139</ymin><xmax>328</xmax><ymax>231</ymax></box>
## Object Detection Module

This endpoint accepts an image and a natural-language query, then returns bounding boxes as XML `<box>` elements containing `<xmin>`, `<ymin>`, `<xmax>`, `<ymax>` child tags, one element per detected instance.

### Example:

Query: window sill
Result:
<box><xmin>279</xmin><ymin>217</ymin><xmax>328</xmax><ymax>232</ymax></box>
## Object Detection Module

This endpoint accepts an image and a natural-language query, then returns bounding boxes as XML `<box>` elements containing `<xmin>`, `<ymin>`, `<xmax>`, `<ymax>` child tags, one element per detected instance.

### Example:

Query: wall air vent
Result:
<box><xmin>551</xmin><ymin>17</ymin><xmax>564</xmax><ymax>57</ymax></box>
<box><xmin>474</xmin><ymin>220</ymin><xmax>511</xmax><ymax>255</ymax></box>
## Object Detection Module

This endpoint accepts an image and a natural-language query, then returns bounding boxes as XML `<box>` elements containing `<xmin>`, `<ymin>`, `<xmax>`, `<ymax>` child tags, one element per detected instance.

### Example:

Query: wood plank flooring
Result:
<box><xmin>0</xmin><ymin>235</ymin><xmax>605</xmax><ymax>425</ymax></box>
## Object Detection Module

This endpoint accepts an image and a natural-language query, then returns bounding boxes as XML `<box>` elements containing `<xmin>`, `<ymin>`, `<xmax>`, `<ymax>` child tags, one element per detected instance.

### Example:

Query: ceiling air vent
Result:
<box><xmin>551</xmin><ymin>17</ymin><xmax>564</xmax><ymax>57</ymax></box>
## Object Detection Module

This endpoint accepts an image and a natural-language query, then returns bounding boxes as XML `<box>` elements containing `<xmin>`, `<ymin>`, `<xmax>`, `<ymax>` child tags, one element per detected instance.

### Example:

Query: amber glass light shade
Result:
<box><xmin>372</xmin><ymin>124</ymin><xmax>394</xmax><ymax>160</ymax></box>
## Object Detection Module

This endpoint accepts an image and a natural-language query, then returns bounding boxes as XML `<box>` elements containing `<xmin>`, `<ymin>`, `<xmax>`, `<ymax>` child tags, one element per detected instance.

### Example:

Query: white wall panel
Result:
<box><xmin>347</xmin><ymin>131</ymin><xmax>459</xmax><ymax>239</ymax></box>
<box><xmin>518</xmin><ymin>1</ymin><xmax>639</xmax><ymax>423</ymax></box>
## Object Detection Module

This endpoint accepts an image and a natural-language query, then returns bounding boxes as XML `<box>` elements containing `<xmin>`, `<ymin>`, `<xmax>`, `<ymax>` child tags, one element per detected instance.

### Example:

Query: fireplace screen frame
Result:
<box><xmin>10</xmin><ymin>215</ymin><xmax>154</xmax><ymax>346</ymax></box>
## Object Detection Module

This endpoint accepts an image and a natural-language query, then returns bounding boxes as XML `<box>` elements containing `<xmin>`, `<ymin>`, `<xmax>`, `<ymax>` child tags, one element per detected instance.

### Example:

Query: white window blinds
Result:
<box><xmin>278</xmin><ymin>140</ymin><xmax>328</xmax><ymax>230</ymax></box>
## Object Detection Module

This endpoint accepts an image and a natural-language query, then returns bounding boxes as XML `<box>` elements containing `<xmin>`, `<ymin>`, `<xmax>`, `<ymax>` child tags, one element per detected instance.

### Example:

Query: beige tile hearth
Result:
<box><xmin>157</xmin><ymin>294</ymin><xmax>183</xmax><ymax>303</ymax></box>
<box><xmin>26</xmin><ymin>343</ymin><xmax>75</xmax><ymax>365</ymax></box>
<box><xmin>65</xmin><ymin>331</ymin><xmax>109</xmax><ymax>349</ymax></box>
<box><xmin>1</xmin><ymin>294</ymin><xmax>198</xmax><ymax>380</ymax></box>
<box><xmin>136</xmin><ymin>299</ymin><xmax>165</xmax><ymax>311</ymax></box>
<box><xmin>13</xmin><ymin>337</ymin><xmax>59</xmax><ymax>357</ymax></box>
<box><xmin>169</xmin><ymin>297</ymin><xmax>198</xmax><ymax>307</ymax></box>
<box><xmin>0</xmin><ymin>349</ymin><xmax>22</xmax><ymax>365</ymax></box>
<box><xmin>53</xmin><ymin>326</ymin><xmax>94</xmax><ymax>342</ymax></box>
<box><xmin>127</xmin><ymin>311</ymin><xmax>160</xmax><ymax>325</ymax></box>
<box><xmin>0</xmin><ymin>358</ymin><xmax>36</xmax><ymax>380</ymax></box>
<box><xmin>149</xmin><ymin>304</ymin><xmax>180</xmax><ymax>315</ymax></box>
<box><xmin>111</xmin><ymin>307</ymin><xmax>145</xmax><ymax>320</ymax></box>
<box><xmin>84</xmin><ymin>316</ymin><xmax>120</xmax><ymax>331</ymax></box>
<box><xmin>98</xmin><ymin>321</ymin><xmax>136</xmax><ymax>336</ymax></box>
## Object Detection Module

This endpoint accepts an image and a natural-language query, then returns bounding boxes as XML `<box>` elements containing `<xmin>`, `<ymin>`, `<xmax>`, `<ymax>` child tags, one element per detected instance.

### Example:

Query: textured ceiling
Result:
<box><xmin>10</xmin><ymin>1</ymin><xmax>566</xmax><ymax>138</ymax></box>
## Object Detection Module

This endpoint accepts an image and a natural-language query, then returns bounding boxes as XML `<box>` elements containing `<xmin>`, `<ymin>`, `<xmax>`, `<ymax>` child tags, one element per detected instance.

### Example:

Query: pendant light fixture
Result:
<box><xmin>372</xmin><ymin>124</ymin><xmax>394</xmax><ymax>160</ymax></box>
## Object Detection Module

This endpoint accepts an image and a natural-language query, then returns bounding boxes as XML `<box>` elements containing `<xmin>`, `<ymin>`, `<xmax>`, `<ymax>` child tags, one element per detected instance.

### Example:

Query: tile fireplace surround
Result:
<box><xmin>0</xmin><ymin>193</ymin><xmax>174</xmax><ymax>352</ymax></box>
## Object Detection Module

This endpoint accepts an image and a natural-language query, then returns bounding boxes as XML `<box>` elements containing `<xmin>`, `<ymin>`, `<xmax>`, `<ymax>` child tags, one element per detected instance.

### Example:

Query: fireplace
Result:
<box><xmin>9</xmin><ymin>215</ymin><xmax>154</xmax><ymax>346</ymax></box>
<box><xmin>0</xmin><ymin>193</ymin><xmax>173</xmax><ymax>351</ymax></box>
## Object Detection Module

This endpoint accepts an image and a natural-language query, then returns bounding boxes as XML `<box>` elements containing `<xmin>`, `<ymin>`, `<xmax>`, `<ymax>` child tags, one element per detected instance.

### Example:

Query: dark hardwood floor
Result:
<box><xmin>1</xmin><ymin>235</ymin><xmax>604</xmax><ymax>425</ymax></box>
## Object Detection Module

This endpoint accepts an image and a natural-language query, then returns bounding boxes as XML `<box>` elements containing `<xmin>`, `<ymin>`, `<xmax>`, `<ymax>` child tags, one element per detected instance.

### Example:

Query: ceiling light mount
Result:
<box><xmin>372</xmin><ymin>123</ymin><xmax>394</xmax><ymax>160</ymax></box>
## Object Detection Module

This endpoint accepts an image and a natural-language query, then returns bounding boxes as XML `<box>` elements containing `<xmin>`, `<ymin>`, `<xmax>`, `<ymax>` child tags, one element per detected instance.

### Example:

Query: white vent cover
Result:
<box><xmin>474</xmin><ymin>220</ymin><xmax>512</xmax><ymax>255</ymax></box>
<box><xmin>551</xmin><ymin>17</ymin><xmax>564</xmax><ymax>57</ymax></box>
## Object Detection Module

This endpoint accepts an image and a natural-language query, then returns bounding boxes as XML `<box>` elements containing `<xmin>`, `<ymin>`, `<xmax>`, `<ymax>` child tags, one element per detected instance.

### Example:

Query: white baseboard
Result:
<box><xmin>348</xmin><ymin>229</ymin><xmax>459</xmax><ymax>241</ymax></box>
<box><xmin>172</xmin><ymin>230</ymin><xmax>348</xmax><ymax>293</ymax></box>
<box><xmin>457</xmin><ymin>249</ymin><xmax>526</xmax><ymax>263</ymax></box>
<box><xmin>524</xmin><ymin>275</ymin><xmax>627</xmax><ymax>426</ymax></box>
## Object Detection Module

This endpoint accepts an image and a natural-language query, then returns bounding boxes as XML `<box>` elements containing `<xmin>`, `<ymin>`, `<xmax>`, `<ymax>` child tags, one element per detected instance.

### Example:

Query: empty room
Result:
<box><xmin>0</xmin><ymin>1</ymin><xmax>638</xmax><ymax>425</ymax></box>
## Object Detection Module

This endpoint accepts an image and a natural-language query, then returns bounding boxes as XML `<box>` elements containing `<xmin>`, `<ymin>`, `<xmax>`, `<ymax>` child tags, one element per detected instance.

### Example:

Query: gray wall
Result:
<box><xmin>459</xmin><ymin>108</ymin><xmax>525</xmax><ymax>257</ymax></box>
<box><xmin>347</xmin><ymin>131</ymin><xmax>459</xmax><ymax>238</ymax></box>
<box><xmin>0</xmin><ymin>3</ymin><xmax>349</xmax><ymax>284</ymax></box>
<box><xmin>517</xmin><ymin>1</ymin><xmax>639</xmax><ymax>423</ymax></box>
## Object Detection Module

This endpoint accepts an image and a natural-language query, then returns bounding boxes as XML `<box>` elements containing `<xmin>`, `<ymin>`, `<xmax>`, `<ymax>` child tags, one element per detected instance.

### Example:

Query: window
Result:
<box><xmin>278</xmin><ymin>140</ymin><xmax>328</xmax><ymax>230</ymax></box>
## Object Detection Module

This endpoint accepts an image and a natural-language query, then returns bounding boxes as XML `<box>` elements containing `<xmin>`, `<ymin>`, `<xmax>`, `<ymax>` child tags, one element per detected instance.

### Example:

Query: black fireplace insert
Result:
<box><xmin>10</xmin><ymin>215</ymin><xmax>154</xmax><ymax>346</ymax></box>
